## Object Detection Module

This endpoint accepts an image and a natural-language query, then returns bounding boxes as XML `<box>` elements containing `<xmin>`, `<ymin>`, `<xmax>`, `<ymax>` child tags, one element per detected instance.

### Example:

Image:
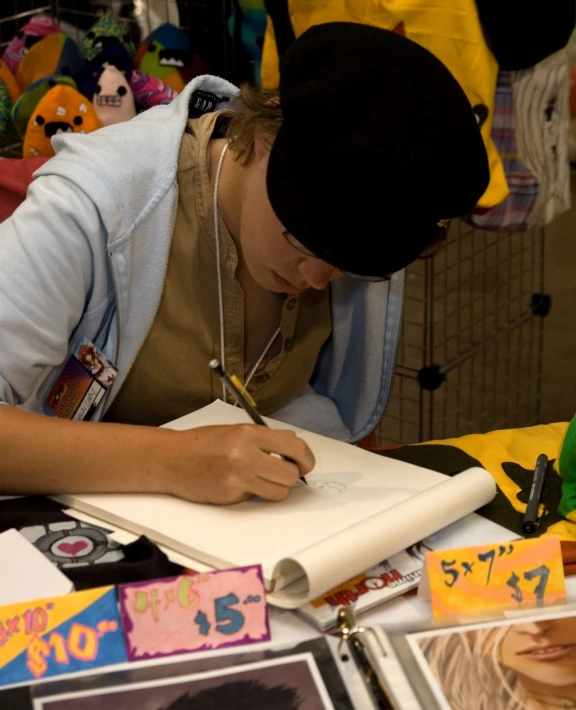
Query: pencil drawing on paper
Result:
<box><xmin>308</xmin><ymin>480</ymin><xmax>347</xmax><ymax>497</ymax></box>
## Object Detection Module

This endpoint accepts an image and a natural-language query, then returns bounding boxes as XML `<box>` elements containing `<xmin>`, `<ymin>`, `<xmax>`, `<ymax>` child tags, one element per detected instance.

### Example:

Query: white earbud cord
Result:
<box><xmin>213</xmin><ymin>144</ymin><xmax>281</xmax><ymax>405</ymax></box>
<box><xmin>213</xmin><ymin>143</ymin><xmax>228</xmax><ymax>402</ymax></box>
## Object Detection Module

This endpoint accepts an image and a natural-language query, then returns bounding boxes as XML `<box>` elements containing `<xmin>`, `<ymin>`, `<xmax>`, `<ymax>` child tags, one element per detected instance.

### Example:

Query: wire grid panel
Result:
<box><xmin>0</xmin><ymin>0</ymin><xmax>54</xmax><ymax>52</ymax></box>
<box><xmin>378</xmin><ymin>221</ymin><xmax>545</xmax><ymax>445</ymax></box>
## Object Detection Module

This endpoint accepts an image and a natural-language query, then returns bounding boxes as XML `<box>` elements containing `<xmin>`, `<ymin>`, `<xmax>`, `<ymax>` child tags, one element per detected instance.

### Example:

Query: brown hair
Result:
<box><xmin>226</xmin><ymin>83</ymin><xmax>283</xmax><ymax>166</ymax></box>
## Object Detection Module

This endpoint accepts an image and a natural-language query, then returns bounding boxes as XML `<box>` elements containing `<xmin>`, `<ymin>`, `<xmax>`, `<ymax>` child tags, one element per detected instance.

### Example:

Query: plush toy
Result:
<box><xmin>16</xmin><ymin>33</ymin><xmax>85</xmax><ymax>91</ymax></box>
<box><xmin>81</xmin><ymin>12</ymin><xmax>136</xmax><ymax>61</ymax></box>
<box><xmin>558</xmin><ymin>416</ymin><xmax>576</xmax><ymax>522</ymax></box>
<box><xmin>0</xmin><ymin>80</ymin><xmax>12</xmax><ymax>141</ymax></box>
<box><xmin>227</xmin><ymin>0</ymin><xmax>267</xmax><ymax>83</ymax></box>
<box><xmin>137</xmin><ymin>23</ymin><xmax>208</xmax><ymax>92</ymax></box>
<box><xmin>11</xmin><ymin>75</ymin><xmax>76</xmax><ymax>139</ymax></box>
<box><xmin>129</xmin><ymin>69</ymin><xmax>178</xmax><ymax>108</ymax></box>
<box><xmin>23</xmin><ymin>84</ymin><xmax>100</xmax><ymax>158</ymax></box>
<box><xmin>75</xmin><ymin>39</ymin><xmax>133</xmax><ymax>101</ymax></box>
<box><xmin>0</xmin><ymin>59</ymin><xmax>21</xmax><ymax>104</ymax></box>
<box><xmin>2</xmin><ymin>15</ymin><xmax>60</xmax><ymax>75</ymax></box>
<box><xmin>93</xmin><ymin>66</ymin><xmax>136</xmax><ymax>127</ymax></box>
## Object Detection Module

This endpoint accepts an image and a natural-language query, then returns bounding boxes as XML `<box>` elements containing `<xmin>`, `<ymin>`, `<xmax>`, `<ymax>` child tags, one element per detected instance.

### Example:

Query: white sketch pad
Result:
<box><xmin>56</xmin><ymin>401</ymin><xmax>496</xmax><ymax>608</ymax></box>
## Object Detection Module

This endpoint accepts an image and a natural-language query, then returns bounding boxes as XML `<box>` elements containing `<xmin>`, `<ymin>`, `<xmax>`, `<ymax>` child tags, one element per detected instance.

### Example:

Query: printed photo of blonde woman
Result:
<box><xmin>414</xmin><ymin>614</ymin><xmax>576</xmax><ymax>710</ymax></box>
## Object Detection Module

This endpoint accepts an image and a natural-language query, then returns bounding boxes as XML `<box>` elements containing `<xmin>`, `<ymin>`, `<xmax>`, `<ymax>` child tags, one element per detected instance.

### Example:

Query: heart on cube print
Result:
<box><xmin>54</xmin><ymin>538</ymin><xmax>92</xmax><ymax>557</ymax></box>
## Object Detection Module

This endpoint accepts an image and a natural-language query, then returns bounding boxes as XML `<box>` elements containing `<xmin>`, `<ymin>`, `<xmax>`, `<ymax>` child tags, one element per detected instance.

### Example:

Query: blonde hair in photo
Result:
<box><xmin>419</xmin><ymin>626</ymin><xmax>527</xmax><ymax>710</ymax></box>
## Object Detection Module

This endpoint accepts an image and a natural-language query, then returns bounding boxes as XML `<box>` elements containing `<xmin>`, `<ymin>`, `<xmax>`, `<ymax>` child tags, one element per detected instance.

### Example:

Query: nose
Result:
<box><xmin>514</xmin><ymin>621</ymin><xmax>553</xmax><ymax>636</ymax></box>
<box><xmin>298</xmin><ymin>258</ymin><xmax>341</xmax><ymax>290</ymax></box>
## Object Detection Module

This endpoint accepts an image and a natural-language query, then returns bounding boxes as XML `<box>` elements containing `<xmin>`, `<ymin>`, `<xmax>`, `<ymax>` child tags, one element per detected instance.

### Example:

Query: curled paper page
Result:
<box><xmin>268</xmin><ymin>468</ymin><xmax>496</xmax><ymax>609</ymax></box>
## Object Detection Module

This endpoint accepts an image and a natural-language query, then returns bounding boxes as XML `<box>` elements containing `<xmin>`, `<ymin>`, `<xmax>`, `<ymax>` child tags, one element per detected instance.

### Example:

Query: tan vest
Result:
<box><xmin>105</xmin><ymin>112</ymin><xmax>332</xmax><ymax>426</ymax></box>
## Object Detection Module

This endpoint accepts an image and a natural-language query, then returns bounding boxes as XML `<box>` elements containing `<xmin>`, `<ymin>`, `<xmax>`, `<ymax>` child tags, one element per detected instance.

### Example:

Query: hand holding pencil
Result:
<box><xmin>210</xmin><ymin>359</ymin><xmax>309</xmax><ymax>485</ymax></box>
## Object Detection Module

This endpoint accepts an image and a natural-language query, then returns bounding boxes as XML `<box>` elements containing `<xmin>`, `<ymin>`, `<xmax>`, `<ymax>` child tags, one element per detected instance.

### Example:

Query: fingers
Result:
<box><xmin>254</xmin><ymin>451</ymin><xmax>301</xmax><ymax>487</ymax></box>
<box><xmin>174</xmin><ymin>424</ymin><xmax>315</xmax><ymax>505</ymax></box>
<box><xmin>248</xmin><ymin>476</ymin><xmax>293</xmax><ymax>502</ymax></box>
<box><xmin>252</xmin><ymin>427</ymin><xmax>316</xmax><ymax>477</ymax></box>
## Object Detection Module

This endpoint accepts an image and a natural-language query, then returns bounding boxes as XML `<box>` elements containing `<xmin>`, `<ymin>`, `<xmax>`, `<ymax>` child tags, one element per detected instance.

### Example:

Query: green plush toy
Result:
<box><xmin>558</xmin><ymin>415</ymin><xmax>576</xmax><ymax>520</ymax></box>
<box><xmin>0</xmin><ymin>80</ymin><xmax>12</xmax><ymax>141</ymax></box>
<box><xmin>81</xmin><ymin>12</ymin><xmax>135</xmax><ymax>61</ymax></box>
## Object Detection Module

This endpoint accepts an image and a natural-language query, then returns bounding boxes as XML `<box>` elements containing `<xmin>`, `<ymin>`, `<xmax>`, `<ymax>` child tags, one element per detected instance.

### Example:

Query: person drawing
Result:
<box><xmin>161</xmin><ymin>679</ymin><xmax>301</xmax><ymax>710</ymax></box>
<box><xmin>419</xmin><ymin>616</ymin><xmax>576</xmax><ymax>709</ymax></box>
<box><xmin>0</xmin><ymin>23</ymin><xmax>489</xmax><ymax>504</ymax></box>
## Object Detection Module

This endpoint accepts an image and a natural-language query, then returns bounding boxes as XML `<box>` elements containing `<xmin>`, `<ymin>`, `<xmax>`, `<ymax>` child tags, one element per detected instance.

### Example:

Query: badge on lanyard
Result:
<box><xmin>44</xmin><ymin>335</ymin><xmax>118</xmax><ymax>420</ymax></box>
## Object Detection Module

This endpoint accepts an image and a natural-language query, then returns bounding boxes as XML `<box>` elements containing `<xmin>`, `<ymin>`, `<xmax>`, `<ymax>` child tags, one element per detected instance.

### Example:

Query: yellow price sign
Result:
<box><xmin>421</xmin><ymin>536</ymin><xmax>566</xmax><ymax>618</ymax></box>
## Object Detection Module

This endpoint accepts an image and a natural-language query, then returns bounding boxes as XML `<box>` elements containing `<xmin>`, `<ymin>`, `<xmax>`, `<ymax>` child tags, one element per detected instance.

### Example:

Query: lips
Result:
<box><xmin>273</xmin><ymin>272</ymin><xmax>303</xmax><ymax>294</ymax></box>
<box><xmin>517</xmin><ymin>644</ymin><xmax>576</xmax><ymax>662</ymax></box>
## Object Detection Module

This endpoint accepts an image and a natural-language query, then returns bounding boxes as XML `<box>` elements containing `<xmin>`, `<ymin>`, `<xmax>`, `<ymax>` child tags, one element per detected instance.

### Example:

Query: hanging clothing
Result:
<box><xmin>466</xmin><ymin>72</ymin><xmax>540</xmax><ymax>232</ymax></box>
<box><xmin>261</xmin><ymin>0</ymin><xmax>508</xmax><ymax>211</ymax></box>
<box><xmin>511</xmin><ymin>49</ymin><xmax>571</xmax><ymax>227</ymax></box>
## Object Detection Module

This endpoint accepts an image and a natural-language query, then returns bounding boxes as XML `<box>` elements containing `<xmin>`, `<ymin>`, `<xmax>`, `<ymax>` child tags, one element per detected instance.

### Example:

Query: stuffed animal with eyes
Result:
<box><xmin>2</xmin><ymin>15</ymin><xmax>60</xmax><ymax>75</ymax></box>
<box><xmin>93</xmin><ymin>65</ymin><xmax>136</xmax><ymax>127</ymax></box>
<box><xmin>23</xmin><ymin>84</ymin><xmax>100</xmax><ymax>158</ymax></box>
<box><xmin>75</xmin><ymin>39</ymin><xmax>134</xmax><ymax>101</ymax></box>
<box><xmin>136</xmin><ymin>23</ymin><xmax>208</xmax><ymax>92</ymax></box>
<box><xmin>16</xmin><ymin>33</ymin><xmax>85</xmax><ymax>91</ymax></box>
<box><xmin>11</xmin><ymin>74</ymin><xmax>76</xmax><ymax>139</ymax></box>
<box><xmin>81</xmin><ymin>12</ymin><xmax>136</xmax><ymax>61</ymax></box>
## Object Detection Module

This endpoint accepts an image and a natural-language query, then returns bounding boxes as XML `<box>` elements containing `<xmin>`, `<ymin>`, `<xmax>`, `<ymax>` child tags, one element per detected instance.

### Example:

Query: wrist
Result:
<box><xmin>122</xmin><ymin>425</ymin><xmax>181</xmax><ymax>496</ymax></box>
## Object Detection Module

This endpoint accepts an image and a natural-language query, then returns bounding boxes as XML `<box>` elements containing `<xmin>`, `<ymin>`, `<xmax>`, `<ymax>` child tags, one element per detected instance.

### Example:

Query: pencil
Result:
<box><xmin>209</xmin><ymin>359</ymin><xmax>308</xmax><ymax>485</ymax></box>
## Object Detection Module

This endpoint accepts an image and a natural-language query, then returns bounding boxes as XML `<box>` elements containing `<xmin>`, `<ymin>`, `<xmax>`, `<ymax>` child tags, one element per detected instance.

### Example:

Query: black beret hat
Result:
<box><xmin>266</xmin><ymin>22</ymin><xmax>490</xmax><ymax>278</ymax></box>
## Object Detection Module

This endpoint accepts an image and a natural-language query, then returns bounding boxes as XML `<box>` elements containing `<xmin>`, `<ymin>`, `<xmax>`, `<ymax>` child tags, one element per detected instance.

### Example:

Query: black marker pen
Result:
<box><xmin>522</xmin><ymin>453</ymin><xmax>549</xmax><ymax>535</ymax></box>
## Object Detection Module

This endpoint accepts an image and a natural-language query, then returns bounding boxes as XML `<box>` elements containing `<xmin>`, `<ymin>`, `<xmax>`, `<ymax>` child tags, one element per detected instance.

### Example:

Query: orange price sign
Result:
<box><xmin>0</xmin><ymin>586</ymin><xmax>127</xmax><ymax>686</ymax></box>
<box><xmin>419</xmin><ymin>536</ymin><xmax>566</xmax><ymax>618</ymax></box>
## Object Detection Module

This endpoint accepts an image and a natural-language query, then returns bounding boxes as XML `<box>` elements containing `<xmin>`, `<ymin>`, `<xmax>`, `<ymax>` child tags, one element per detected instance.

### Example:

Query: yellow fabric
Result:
<box><xmin>261</xmin><ymin>0</ymin><xmax>508</xmax><ymax>209</ymax></box>
<box><xmin>423</xmin><ymin>422</ymin><xmax>575</xmax><ymax>540</ymax></box>
<box><xmin>105</xmin><ymin>111</ymin><xmax>332</xmax><ymax>426</ymax></box>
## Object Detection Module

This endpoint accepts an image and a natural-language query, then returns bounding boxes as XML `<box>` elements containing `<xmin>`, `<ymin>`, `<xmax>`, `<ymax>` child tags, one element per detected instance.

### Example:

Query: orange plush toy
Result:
<box><xmin>16</xmin><ymin>33</ymin><xmax>84</xmax><ymax>91</ymax></box>
<box><xmin>0</xmin><ymin>60</ymin><xmax>20</xmax><ymax>103</ymax></box>
<box><xmin>23</xmin><ymin>84</ymin><xmax>100</xmax><ymax>158</ymax></box>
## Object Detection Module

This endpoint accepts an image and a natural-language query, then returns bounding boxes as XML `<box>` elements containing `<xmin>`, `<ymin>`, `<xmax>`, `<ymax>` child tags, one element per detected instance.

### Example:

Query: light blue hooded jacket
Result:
<box><xmin>0</xmin><ymin>76</ymin><xmax>404</xmax><ymax>442</ymax></box>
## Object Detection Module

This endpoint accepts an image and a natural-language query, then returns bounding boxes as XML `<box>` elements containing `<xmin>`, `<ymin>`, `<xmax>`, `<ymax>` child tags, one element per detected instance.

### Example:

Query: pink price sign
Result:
<box><xmin>119</xmin><ymin>566</ymin><xmax>270</xmax><ymax>661</ymax></box>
